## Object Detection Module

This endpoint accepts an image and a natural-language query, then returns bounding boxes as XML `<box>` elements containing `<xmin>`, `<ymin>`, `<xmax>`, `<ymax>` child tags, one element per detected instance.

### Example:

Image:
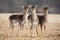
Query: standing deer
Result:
<box><xmin>22</xmin><ymin>5</ymin><xmax>29</xmax><ymax>27</ymax></box>
<box><xmin>37</xmin><ymin>7</ymin><xmax>49</xmax><ymax>34</ymax></box>
<box><xmin>9</xmin><ymin>6</ymin><xmax>29</xmax><ymax>31</ymax></box>
<box><xmin>28</xmin><ymin>6</ymin><xmax>49</xmax><ymax>37</ymax></box>
<box><xmin>9</xmin><ymin>14</ymin><xmax>23</xmax><ymax>31</ymax></box>
<box><xmin>28</xmin><ymin>5</ymin><xmax>39</xmax><ymax>37</ymax></box>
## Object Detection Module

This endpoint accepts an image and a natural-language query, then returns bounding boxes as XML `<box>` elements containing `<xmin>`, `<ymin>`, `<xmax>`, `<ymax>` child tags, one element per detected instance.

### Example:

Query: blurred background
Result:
<box><xmin>0</xmin><ymin>0</ymin><xmax>60</xmax><ymax>40</ymax></box>
<box><xmin>0</xmin><ymin>0</ymin><xmax>60</xmax><ymax>13</ymax></box>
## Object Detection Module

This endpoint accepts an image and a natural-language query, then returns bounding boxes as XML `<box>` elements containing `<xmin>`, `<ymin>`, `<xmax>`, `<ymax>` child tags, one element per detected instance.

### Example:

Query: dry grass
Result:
<box><xmin>0</xmin><ymin>13</ymin><xmax>60</xmax><ymax>40</ymax></box>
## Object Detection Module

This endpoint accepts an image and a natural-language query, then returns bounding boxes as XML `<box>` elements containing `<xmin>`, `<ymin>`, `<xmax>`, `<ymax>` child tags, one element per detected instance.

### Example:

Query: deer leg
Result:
<box><xmin>19</xmin><ymin>22</ymin><xmax>21</xmax><ymax>30</ymax></box>
<box><xmin>36</xmin><ymin>25</ymin><xmax>38</xmax><ymax>37</ymax></box>
<box><xmin>30</xmin><ymin>24</ymin><xmax>33</xmax><ymax>37</ymax></box>
<box><xmin>11</xmin><ymin>23</ymin><xmax>14</xmax><ymax>31</ymax></box>
<box><xmin>9</xmin><ymin>21</ymin><xmax>11</xmax><ymax>31</ymax></box>
<box><xmin>12</xmin><ymin>25</ymin><xmax>14</xmax><ymax>31</ymax></box>
<box><xmin>44</xmin><ymin>23</ymin><xmax>47</xmax><ymax>34</ymax></box>
<box><xmin>32</xmin><ymin>22</ymin><xmax>37</xmax><ymax>37</ymax></box>
<box><xmin>41</xmin><ymin>23</ymin><xmax>47</xmax><ymax>37</ymax></box>
<box><xmin>44</xmin><ymin>25</ymin><xmax>46</xmax><ymax>34</ymax></box>
<box><xmin>21</xmin><ymin>22</ymin><xmax>24</xmax><ymax>30</ymax></box>
<box><xmin>40</xmin><ymin>24</ymin><xmax>43</xmax><ymax>33</ymax></box>
<box><xmin>11</xmin><ymin>22</ymin><xmax>14</xmax><ymax>31</ymax></box>
<box><xmin>21</xmin><ymin>20</ymin><xmax>26</xmax><ymax>30</ymax></box>
<box><xmin>9</xmin><ymin>20</ymin><xmax>12</xmax><ymax>28</ymax></box>
<box><xmin>30</xmin><ymin>26</ymin><xmax>32</xmax><ymax>37</ymax></box>
<box><xmin>19</xmin><ymin>20</ymin><xmax>23</xmax><ymax>30</ymax></box>
<box><xmin>22</xmin><ymin>20</ymin><xmax>26</xmax><ymax>27</ymax></box>
<box><xmin>36</xmin><ymin>24</ymin><xmax>39</xmax><ymax>37</ymax></box>
<box><xmin>9</xmin><ymin>20</ymin><xmax>14</xmax><ymax>31</ymax></box>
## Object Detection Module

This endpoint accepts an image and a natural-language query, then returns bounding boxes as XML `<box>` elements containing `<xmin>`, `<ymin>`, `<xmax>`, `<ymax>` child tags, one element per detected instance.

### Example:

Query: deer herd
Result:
<box><xmin>9</xmin><ymin>5</ymin><xmax>49</xmax><ymax>37</ymax></box>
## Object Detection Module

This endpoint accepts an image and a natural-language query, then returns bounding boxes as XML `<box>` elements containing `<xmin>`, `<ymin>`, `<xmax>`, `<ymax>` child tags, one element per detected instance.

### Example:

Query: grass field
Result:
<box><xmin>0</xmin><ymin>13</ymin><xmax>60</xmax><ymax>40</ymax></box>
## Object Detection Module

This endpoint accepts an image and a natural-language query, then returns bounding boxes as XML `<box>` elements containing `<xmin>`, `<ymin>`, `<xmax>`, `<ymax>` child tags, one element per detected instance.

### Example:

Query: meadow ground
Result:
<box><xmin>0</xmin><ymin>13</ymin><xmax>60</xmax><ymax>40</ymax></box>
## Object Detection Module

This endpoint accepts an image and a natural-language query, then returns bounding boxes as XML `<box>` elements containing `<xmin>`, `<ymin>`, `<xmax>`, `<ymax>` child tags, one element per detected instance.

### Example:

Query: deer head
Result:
<box><xmin>31</xmin><ymin>5</ymin><xmax>37</xmax><ymax>14</ymax></box>
<box><xmin>44</xmin><ymin>7</ymin><xmax>49</xmax><ymax>15</ymax></box>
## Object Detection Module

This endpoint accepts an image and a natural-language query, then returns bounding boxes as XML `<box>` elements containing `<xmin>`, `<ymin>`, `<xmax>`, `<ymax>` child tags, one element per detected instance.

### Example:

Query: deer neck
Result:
<box><xmin>23</xmin><ymin>12</ymin><xmax>28</xmax><ymax>20</ymax></box>
<box><xmin>32</xmin><ymin>10</ymin><xmax>37</xmax><ymax>15</ymax></box>
<box><xmin>44</xmin><ymin>9</ymin><xmax>48</xmax><ymax>23</ymax></box>
<box><xmin>32</xmin><ymin>10</ymin><xmax>37</xmax><ymax>21</ymax></box>
<box><xmin>44</xmin><ymin>9</ymin><xmax>48</xmax><ymax>16</ymax></box>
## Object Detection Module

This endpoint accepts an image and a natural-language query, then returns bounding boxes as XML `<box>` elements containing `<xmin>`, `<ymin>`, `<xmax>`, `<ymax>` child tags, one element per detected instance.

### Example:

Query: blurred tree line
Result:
<box><xmin>0</xmin><ymin>0</ymin><xmax>60</xmax><ymax>13</ymax></box>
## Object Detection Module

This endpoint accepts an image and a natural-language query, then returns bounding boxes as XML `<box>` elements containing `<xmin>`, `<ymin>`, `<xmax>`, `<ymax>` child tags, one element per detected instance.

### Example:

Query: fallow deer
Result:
<box><xmin>9</xmin><ymin>6</ymin><xmax>29</xmax><ymax>31</ymax></box>
<box><xmin>28</xmin><ymin>5</ymin><xmax>39</xmax><ymax>37</ymax></box>
<box><xmin>37</xmin><ymin>7</ymin><xmax>49</xmax><ymax>34</ymax></box>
